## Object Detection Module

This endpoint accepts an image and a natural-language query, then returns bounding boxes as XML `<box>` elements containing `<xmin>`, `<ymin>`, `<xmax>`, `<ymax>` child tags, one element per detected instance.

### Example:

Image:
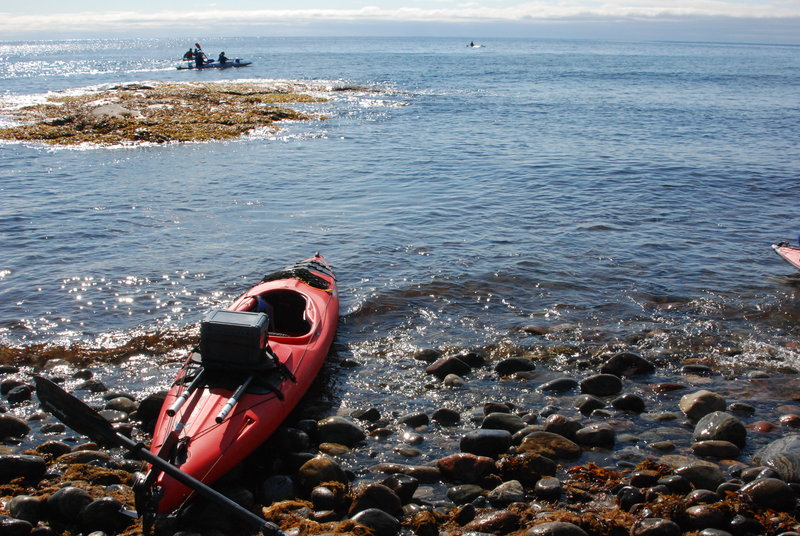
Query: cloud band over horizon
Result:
<box><xmin>2</xmin><ymin>2</ymin><xmax>799</xmax><ymax>41</ymax></box>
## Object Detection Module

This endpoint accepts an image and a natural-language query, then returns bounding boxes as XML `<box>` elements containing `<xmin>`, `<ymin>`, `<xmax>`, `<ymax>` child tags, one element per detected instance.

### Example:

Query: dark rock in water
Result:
<box><xmin>412</xmin><ymin>348</ymin><xmax>441</xmax><ymax>363</ymax></box>
<box><xmin>349</xmin><ymin>482</ymin><xmax>401</xmax><ymax>516</ymax></box>
<box><xmin>0</xmin><ymin>454</ymin><xmax>46</xmax><ymax>483</ymax></box>
<box><xmin>350</xmin><ymin>507</ymin><xmax>400</xmax><ymax>535</ymax></box>
<box><xmin>534</xmin><ymin>476</ymin><xmax>562</xmax><ymax>501</ymax></box>
<box><xmin>79</xmin><ymin>497</ymin><xmax>133</xmax><ymax>533</ymax></box>
<box><xmin>682</xmin><ymin>364</ymin><xmax>714</xmax><ymax>376</ymax></box>
<box><xmin>691</xmin><ymin>440</ymin><xmax>740</xmax><ymax>459</ymax></box>
<box><xmin>0</xmin><ymin>514</ymin><xmax>33</xmax><ymax>536</ymax></box>
<box><xmin>658</xmin><ymin>475</ymin><xmax>692</xmax><ymax>494</ymax></box>
<box><xmin>680</xmin><ymin>504</ymin><xmax>728</xmax><ymax>531</ymax></box>
<box><xmin>425</xmin><ymin>356</ymin><xmax>471</xmax><ymax>379</ymax></box>
<box><xmin>0</xmin><ymin>365</ymin><xmax>20</xmax><ymax>374</ymax></box>
<box><xmin>617</xmin><ymin>485</ymin><xmax>645</xmax><ymax>511</ymax></box>
<box><xmin>453</xmin><ymin>503</ymin><xmax>476</xmax><ymax>525</ymax></box>
<box><xmin>133</xmin><ymin>391</ymin><xmax>166</xmax><ymax>434</ymax></box>
<box><xmin>498</xmin><ymin>453</ymin><xmax>556</xmax><ymax>486</ymax></box>
<box><xmin>437</xmin><ymin>453</ymin><xmax>496</xmax><ymax>484</ymax></box>
<box><xmin>98</xmin><ymin>409</ymin><xmax>128</xmax><ymax>423</ymax></box>
<box><xmin>518</xmin><ymin>432</ymin><xmax>581</xmax><ymax>460</ymax></box>
<box><xmin>0</xmin><ymin>379</ymin><xmax>26</xmax><ymax>396</ymax></box>
<box><xmin>260</xmin><ymin>475</ymin><xmax>295</xmax><ymax>505</ymax></box>
<box><xmin>685</xmin><ymin>489</ymin><xmax>721</xmax><ymax>506</ymax></box>
<box><xmin>612</xmin><ymin>393</ymin><xmax>646</xmax><ymax>413</ymax></box>
<box><xmin>538</xmin><ymin>378</ymin><xmax>578</xmax><ymax>393</ymax></box>
<box><xmin>382</xmin><ymin>473</ymin><xmax>419</xmax><ymax>504</ymax></box>
<box><xmin>75</xmin><ymin>379</ymin><xmax>107</xmax><ymax>392</ymax></box>
<box><xmin>573</xmin><ymin>394</ymin><xmax>605</xmax><ymax>416</ymax></box>
<box><xmin>46</xmin><ymin>486</ymin><xmax>93</xmax><ymax>522</ymax></box>
<box><xmin>525</xmin><ymin>521</ymin><xmax>588</xmax><ymax>536</ymax></box>
<box><xmin>543</xmin><ymin>414</ymin><xmax>582</xmax><ymax>440</ymax></box>
<box><xmin>599</xmin><ymin>352</ymin><xmax>655</xmax><ymax>377</ymax></box>
<box><xmin>464</xmin><ymin>509</ymin><xmax>521</xmax><ymax>533</ymax></box>
<box><xmin>494</xmin><ymin>357</ymin><xmax>535</xmax><ymax>375</ymax></box>
<box><xmin>397</xmin><ymin>412</ymin><xmax>429</xmax><ymax>428</ymax></box>
<box><xmin>39</xmin><ymin>422</ymin><xmax>66</xmax><ymax>434</ymax></box>
<box><xmin>692</xmin><ymin>411</ymin><xmax>746</xmax><ymax>448</ymax></box>
<box><xmin>276</xmin><ymin>426</ymin><xmax>310</xmax><ymax>453</ymax></box>
<box><xmin>316</xmin><ymin>416</ymin><xmax>366</xmax><ymax>446</ymax></box>
<box><xmin>579</xmin><ymin>373</ymin><xmax>623</xmax><ymax>396</ymax></box>
<box><xmin>481</xmin><ymin>412</ymin><xmax>525</xmax><ymax>433</ymax></box>
<box><xmin>310</xmin><ymin>485</ymin><xmax>337</xmax><ymax>511</ymax></box>
<box><xmin>8</xmin><ymin>495</ymin><xmax>44</xmax><ymax>524</ymax></box>
<box><xmin>447</xmin><ymin>484</ymin><xmax>483</xmax><ymax>504</ymax></box>
<box><xmin>460</xmin><ymin>429</ymin><xmax>511</xmax><ymax>458</ymax></box>
<box><xmin>371</xmin><ymin>463</ymin><xmax>442</xmax><ymax>483</ymax></box>
<box><xmin>487</xmin><ymin>479</ymin><xmax>524</xmax><ymax>505</ymax></box>
<box><xmin>296</xmin><ymin>455</ymin><xmax>348</xmax><ymax>493</ymax></box>
<box><xmin>34</xmin><ymin>440</ymin><xmax>71</xmax><ymax>458</ymax></box>
<box><xmin>630</xmin><ymin>517</ymin><xmax>681</xmax><ymax>536</ymax></box>
<box><xmin>432</xmin><ymin>408</ymin><xmax>460</xmax><ymax>425</ymax></box>
<box><xmin>675</xmin><ymin>463</ymin><xmax>725</xmax><ymax>492</ymax></box>
<box><xmin>7</xmin><ymin>385</ymin><xmax>32</xmax><ymax>404</ymax></box>
<box><xmin>484</xmin><ymin>401</ymin><xmax>511</xmax><ymax>414</ymax></box>
<box><xmin>740</xmin><ymin>477</ymin><xmax>796</xmax><ymax>512</ymax></box>
<box><xmin>58</xmin><ymin>450</ymin><xmax>111</xmax><ymax>465</ymax></box>
<box><xmin>0</xmin><ymin>415</ymin><xmax>30</xmax><ymax>439</ymax></box>
<box><xmin>351</xmin><ymin>407</ymin><xmax>381</xmax><ymax>422</ymax></box>
<box><xmin>728</xmin><ymin>515</ymin><xmax>762</xmax><ymax>535</ymax></box>
<box><xmin>104</xmin><ymin>396</ymin><xmax>137</xmax><ymax>413</ymax></box>
<box><xmin>455</xmin><ymin>352</ymin><xmax>486</xmax><ymax>368</ymax></box>
<box><xmin>753</xmin><ymin>435</ymin><xmax>800</xmax><ymax>482</ymax></box>
<box><xmin>728</xmin><ymin>402</ymin><xmax>756</xmax><ymax>416</ymax></box>
<box><xmin>575</xmin><ymin>423</ymin><xmax>615</xmax><ymax>448</ymax></box>
<box><xmin>679</xmin><ymin>390</ymin><xmax>727</xmax><ymax>422</ymax></box>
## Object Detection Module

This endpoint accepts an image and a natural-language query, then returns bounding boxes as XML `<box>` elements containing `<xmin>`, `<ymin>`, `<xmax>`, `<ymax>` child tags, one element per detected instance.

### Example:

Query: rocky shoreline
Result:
<box><xmin>0</xmin><ymin>82</ymin><xmax>327</xmax><ymax>146</ymax></box>
<box><xmin>1</xmin><ymin>349</ymin><xmax>800</xmax><ymax>536</ymax></box>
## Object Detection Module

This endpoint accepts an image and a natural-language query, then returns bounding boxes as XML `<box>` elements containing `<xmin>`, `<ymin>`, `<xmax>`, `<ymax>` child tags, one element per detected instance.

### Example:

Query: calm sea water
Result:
<box><xmin>1</xmin><ymin>37</ymin><xmax>800</xmax><ymax>436</ymax></box>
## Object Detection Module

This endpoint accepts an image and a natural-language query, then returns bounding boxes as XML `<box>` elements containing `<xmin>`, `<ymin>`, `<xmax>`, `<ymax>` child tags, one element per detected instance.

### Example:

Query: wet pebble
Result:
<box><xmin>481</xmin><ymin>412</ymin><xmax>525</xmax><ymax>433</ymax></box>
<box><xmin>351</xmin><ymin>508</ymin><xmax>400</xmax><ymax>536</ymax></box>
<box><xmin>7</xmin><ymin>385</ymin><xmax>32</xmax><ymax>404</ymax></box>
<box><xmin>316</xmin><ymin>416</ymin><xmax>366</xmax><ymax>446</ymax></box>
<box><xmin>349</xmin><ymin>482</ymin><xmax>401</xmax><ymax>516</ymax></box>
<box><xmin>296</xmin><ymin>455</ymin><xmax>348</xmax><ymax>493</ymax></box>
<box><xmin>0</xmin><ymin>454</ymin><xmax>46</xmax><ymax>483</ymax></box>
<box><xmin>573</xmin><ymin>394</ymin><xmax>605</xmax><ymax>416</ymax></box>
<box><xmin>425</xmin><ymin>356</ymin><xmax>471</xmax><ymax>379</ymax></box>
<box><xmin>538</xmin><ymin>378</ymin><xmax>578</xmax><ymax>393</ymax></box>
<box><xmin>534</xmin><ymin>476</ymin><xmax>562</xmax><ymax>501</ymax></box>
<box><xmin>518</xmin><ymin>431</ymin><xmax>581</xmax><ymax>460</ymax></box>
<box><xmin>674</xmin><ymin>462</ymin><xmax>724</xmax><ymax>491</ymax></box>
<box><xmin>46</xmin><ymin>486</ymin><xmax>93</xmax><ymax>522</ymax></box>
<box><xmin>612</xmin><ymin>393</ymin><xmax>646</xmax><ymax>413</ymax></box>
<box><xmin>0</xmin><ymin>515</ymin><xmax>33</xmax><ymax>536</ymax></box>
<box><xmin>679</xmin><ymin>390</ymin><xmax>727</xmax><ymax>422</ymax></box>
<box><xmin>460</xmin><ymin>429</ymin><xmax>511</xmax><ymax>458</ymax></box>
<box><xmin>397</xmin><ymin>412</ymin><xmax>429</xmax><ymax>428</ymax></box>
<box><xmin>680</xmin><ymin>504</ymin><xmax>728</xmax><ymax>531</ymax></box>
<box><xmin>437</xmin><ymin>453</ymin><xmax>496</xmax><ymax>484</ymax></box>
<box><xmin>575</xmin><ymin>423</ymin><xmax>615</xmax><ymax>448</ymax></box>
<box><xmin>630</xmin><ymin>517</ymin><xmax>681</xmax><ymax>536</ymax></box>
<box><xmin>0</xmin><ymin>415</ymin><xmax>30</xmax><ymax>439</ymax></box>
<box><xmin>543</xmin><ymin>414</ymin><xmax>582</xmax><ymax>440</ymax></box>
<box><xmin>693</xmin><ymin>411</ymin><xmax>747</xmax><ymax>448</ymax></box>
<box><xmin>8</xmin><ymin>495</ymin><xmax>44</xmax><ymax>524</ymax></box>
<box><xmin>443</xmin><ymin>373</ymin><xmax>465</xmax><ymax>387</ymax></box>
<box><xmin>487</xmin><ymin>479</ymin><xmax>524</xmax><ymax>505</ymax></box>
<box><xmin>464</xmin><ymin>510</ymin><xmax>521</xmax><ymax>533</ymax></box>
<box><xmin>579</xmin><ymin>373</ymin><xmax>623</xmax><ymax>396</ymax></box>
<box><xmin>600</xmin><ymin>351</ymin><xmax>655</xmax><ymax>377</ymax></box>
<box><xmin>740</xmin><ymin>477</ymin><xmax>797</xmax><ymax>512</ymax></box>
<box><xmin>432</xmin><ymin>408</ymin><xmax>460</xmax><ymax>425</ymax></box>
<box><xmin>351</xmin><ymin>407</ymin><xmax>381</xmax><ymax>422</ymax></box>
<box><xmin>494</xmin><ymin>357</ymin><xmax>535</xmax><ymax>375</ymax></box>
<box><xmin>446</xmin><ymin>483</ymin><xmax>483</xmax><ymax>504</ymax></box>
<box><xmin>691</xmin><ymin>440</ymin><xmax>741</xmax><ymax>459</ymax></box>
<box><xmin>525</xmin><ymin>521</ymin><xmax>588</xmax><ymax>536</ymax></box>
<box><xmin>79</xmin><ymin>497</ymin><xmax>133</xmax><ymax>533</ymax></box>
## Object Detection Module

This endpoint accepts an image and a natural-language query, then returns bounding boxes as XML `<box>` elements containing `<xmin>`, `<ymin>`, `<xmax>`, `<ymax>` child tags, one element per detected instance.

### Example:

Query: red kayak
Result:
<box><xmin>145</xmin><ymin>255</ymin><xmax>338</xmax><ymax>514</ymax></box>
<box><xmin>773</xmin><ymin>243</ymin><xmax>800</xmax><ymax>273</ymax></box>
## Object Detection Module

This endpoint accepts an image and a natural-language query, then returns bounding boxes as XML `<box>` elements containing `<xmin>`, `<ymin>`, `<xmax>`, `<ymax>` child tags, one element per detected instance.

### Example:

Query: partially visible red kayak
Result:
<box><xmin>145</xmin><ymin>255</ymin><xmax>338</xmax><ymax>513</ymax></box>
<box><xmin>773</xmin><ymin>243</ymin><xmax>800</xmax><ymax>273</ymax></box>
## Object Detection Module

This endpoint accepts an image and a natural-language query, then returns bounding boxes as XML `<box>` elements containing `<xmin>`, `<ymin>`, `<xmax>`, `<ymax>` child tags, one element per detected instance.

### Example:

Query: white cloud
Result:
<box><xmin>0</xmin><ymin>2</ymin><xmax>798</xmax><ymax>35</ymax></box>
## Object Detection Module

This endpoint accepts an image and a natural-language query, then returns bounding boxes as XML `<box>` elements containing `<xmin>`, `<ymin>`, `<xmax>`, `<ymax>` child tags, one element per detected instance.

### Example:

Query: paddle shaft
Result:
<box><xmin>122</xmin><ymin>435</ymin><xmax>285</xmax><ymax>535</ymax></box>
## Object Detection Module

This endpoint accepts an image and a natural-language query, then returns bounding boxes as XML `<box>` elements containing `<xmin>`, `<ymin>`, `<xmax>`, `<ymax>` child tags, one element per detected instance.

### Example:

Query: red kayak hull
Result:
<box><xmin>773</xmin><ymin>243</ymin><xmax>800</xmax><ymax>273</ymax></box>
<box><xmin>149</xmin><ymin>255</ymin><xmax>338</xmax><ymax>513</ymax></box>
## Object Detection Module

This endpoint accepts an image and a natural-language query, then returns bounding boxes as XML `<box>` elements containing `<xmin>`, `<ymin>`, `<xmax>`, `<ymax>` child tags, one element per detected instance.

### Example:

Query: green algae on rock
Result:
<box><xmin>0</xmin><ymin>82</ymin><xmax>328</xmax><ymax>146</ymax></box>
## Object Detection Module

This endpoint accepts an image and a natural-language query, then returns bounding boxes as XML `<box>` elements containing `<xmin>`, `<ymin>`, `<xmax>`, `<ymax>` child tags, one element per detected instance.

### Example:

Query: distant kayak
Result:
<box><xmin>466</xmin><ymin>44</ymin><xmax>485</xmax><ymax>48</ymax></box>
<box><xmin>177</xmin><ymin>59</ymin><xmax>252</xmax><ymax>70</ymax></box>
<box><xmin>773</xmin><ymin>242</ymin><xmax>800</xmax><ymax>272</ymax></box>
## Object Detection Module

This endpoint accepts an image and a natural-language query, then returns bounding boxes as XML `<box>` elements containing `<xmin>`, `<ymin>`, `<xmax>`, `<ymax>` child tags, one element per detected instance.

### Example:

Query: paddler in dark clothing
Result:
<box><xmin>183</xmin><ymin>48</ymin><xmax>194</xmax><ymax>60</ymax></box>
<box><xmin>218</xmin><ymin>51</ymin><xmax>228</xmax><ymax>64</ymax></box>
<box><xmin>194</xmin><ymin>48</ymin><xmax>204</xmax><ymax>68</ymax></box>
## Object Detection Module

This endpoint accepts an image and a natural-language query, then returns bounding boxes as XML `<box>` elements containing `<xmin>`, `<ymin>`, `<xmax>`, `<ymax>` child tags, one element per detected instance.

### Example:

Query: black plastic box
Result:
<box><xmin>200</xmin><ymin>309</ymin><xmax>270</xmax><ymax>369</ymax></box>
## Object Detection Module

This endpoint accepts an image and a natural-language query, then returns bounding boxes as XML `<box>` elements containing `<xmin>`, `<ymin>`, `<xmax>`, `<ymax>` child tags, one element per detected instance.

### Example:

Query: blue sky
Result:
<box><xmin>1</xmin><ymin>1</ymin><xmax>798</xmax><ymax>43</ymax></box>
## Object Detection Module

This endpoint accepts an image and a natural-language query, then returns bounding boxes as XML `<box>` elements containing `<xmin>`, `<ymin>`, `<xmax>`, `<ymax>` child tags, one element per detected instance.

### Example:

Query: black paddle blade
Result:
<box><xmin>33</xmin><ymin>375</ymin><xmax>121</xmax><ymax>448</ymax></box>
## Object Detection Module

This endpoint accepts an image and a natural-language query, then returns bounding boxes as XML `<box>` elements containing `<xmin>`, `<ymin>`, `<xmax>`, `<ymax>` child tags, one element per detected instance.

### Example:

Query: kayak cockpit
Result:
<box><xmin>233</xmin><ymin>289</ymin><xmax>313</xmax><ymax>339</ymax></box>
